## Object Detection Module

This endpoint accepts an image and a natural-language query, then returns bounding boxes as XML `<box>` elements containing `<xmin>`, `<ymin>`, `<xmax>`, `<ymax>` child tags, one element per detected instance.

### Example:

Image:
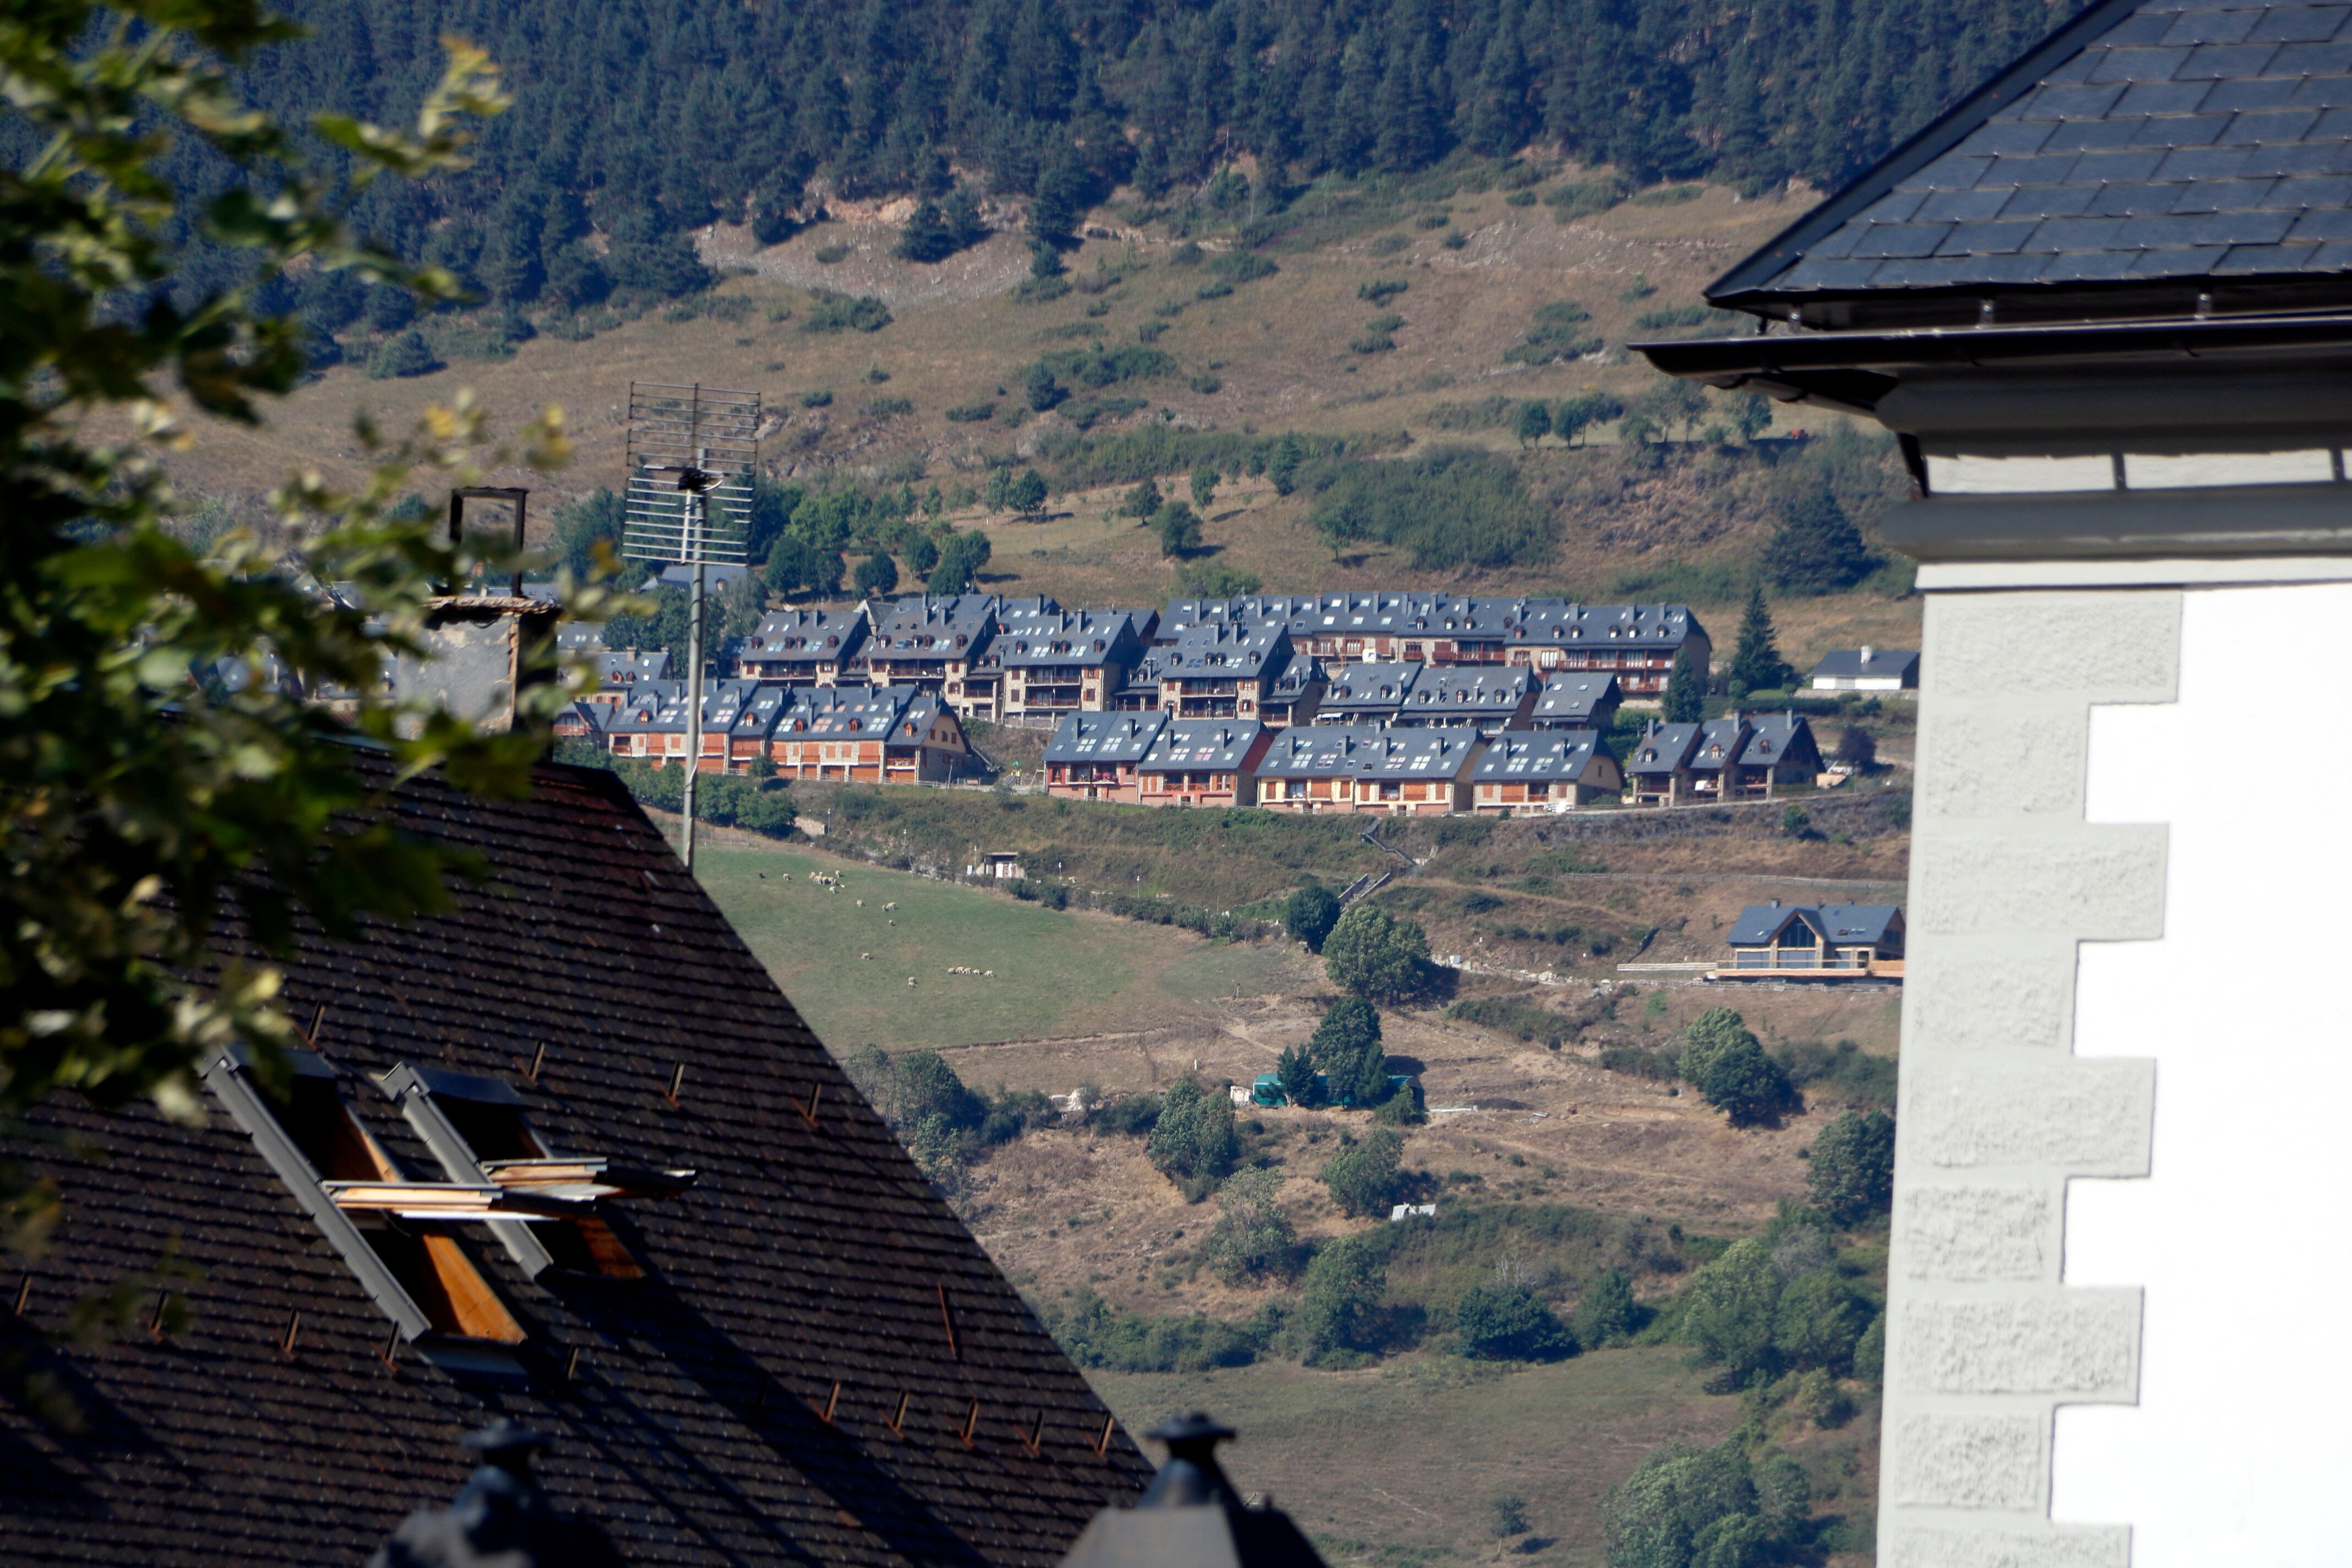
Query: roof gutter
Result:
<box><xmin>1633</xmin><ymin>312</ymin><xmax>2352</xmax><ymax>416</ymax></box>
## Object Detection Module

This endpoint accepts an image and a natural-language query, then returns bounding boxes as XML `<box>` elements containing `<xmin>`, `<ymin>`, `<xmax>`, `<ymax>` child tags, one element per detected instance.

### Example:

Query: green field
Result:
<box><xmin>698</xmin><ymin>842</ymin><xmax>1301</xmax><ymax>1050</ymax></box>
<box><xmin>1093</xmin><ymin>1347</ymin><xmax>1739</xmax><ymax>1568</ymax></box>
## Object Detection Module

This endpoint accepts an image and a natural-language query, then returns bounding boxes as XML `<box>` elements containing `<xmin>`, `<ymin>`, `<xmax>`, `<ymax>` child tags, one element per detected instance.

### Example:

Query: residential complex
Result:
<box><xmin>564</xmin><ymin>589</ymin><xmax>1820</xmax><ymax>816</ymax></box>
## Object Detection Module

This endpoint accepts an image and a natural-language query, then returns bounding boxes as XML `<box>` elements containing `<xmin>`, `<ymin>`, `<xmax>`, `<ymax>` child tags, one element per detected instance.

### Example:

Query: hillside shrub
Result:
<box><xmin>1283</xmin><ymin>884</ymin><xmax>1342</xmax><ymax>950</ymax></box>
<box><xmin>1503</xmin><ymin>301</ymin><xmax>1599</xmax><ymax>366</ymax></box>
<box><xmin>1199</xmin><ymin>1169</ymin><xmax>1300</xmax><ymax>1284</ymax></box>
<box><xmin>366</xmin><ymin>329</ymin><xmax>442</xmax><ymax>379</ymax></box>
<box><xmin>1323</xmin><ymin>1128</ymin><xmax>1405</xmax><ymax>1217</ymax></box>
<box><xmin>1576</xmin><ymin>1267</ymin><xmax>1638</xmax><ymax>1347</ymax></box>
<box><xmin>1680</xmin><ymin>1010</ymin><xmax>1798</xmax><ymax>1128</ymax></box>
<box><xmin>1295</xmin><ymin>1235</ymin><xmax>1389</xmax><ymax>1366</ymax></box>
<box><xmin>801</xmin><ymin>290</ymin><xmax>892</xmax><ymax>333</ymax></box>
<box><xmin>1775</xmin><ymin>1040</ymin><xmax>1895</xmax><ymax>1111</ymax></box>
<box><xmin>1455</xmin><ymin>1282</ymin><xmax>1575</xmax><ymax>1361</ymax></box>
<box><xmin>1806</xmin><ymin>1110</ymin><xmax>1897</xmax><ymax>1224</ymax></box>
<box><xmin>1044</xmin><ymin>1287</ymin><xmax>1273</xmax><ymax>1373</ymax></box>
<box><xmin>1447</xmin><ymin>994</ymin><xmax>1564</xmax><ymax>1044</ymax></box>
<box><xmin>1146</xmin><ymin>1077</ymin><xmax>1240</xmax><ymax>1200</ymax></box>
<box><xmin>1304</xmin><ymin>447</ymin><xmax>1548</xmax><ymax>570</ymax></box>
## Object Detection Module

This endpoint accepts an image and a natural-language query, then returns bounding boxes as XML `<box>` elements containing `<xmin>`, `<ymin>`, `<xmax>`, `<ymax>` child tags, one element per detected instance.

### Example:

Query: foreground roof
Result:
<box><xmin>1708</xmin><ymin>0</ymin><xmax>2352</xmax><ymax>326</ymax></box>
<box><xmin>0</xmin><ymin>754</ymin><xmax>1147</xmax><ymax>1565</ymax></box>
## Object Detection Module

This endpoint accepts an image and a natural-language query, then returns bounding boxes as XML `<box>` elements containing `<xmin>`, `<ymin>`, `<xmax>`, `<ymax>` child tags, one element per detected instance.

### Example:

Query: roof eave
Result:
<box><xmin>1635</xmin><ymin>311</ymin><xmax>2352</xmax><ymax>415</ymax></box>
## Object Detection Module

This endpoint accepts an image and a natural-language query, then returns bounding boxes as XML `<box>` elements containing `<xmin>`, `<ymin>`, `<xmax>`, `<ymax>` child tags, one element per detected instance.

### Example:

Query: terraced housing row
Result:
<box><xmin>556</xmin><ymin>589</ymin><xmax>1828</xmax><ymax>814</ymax></box>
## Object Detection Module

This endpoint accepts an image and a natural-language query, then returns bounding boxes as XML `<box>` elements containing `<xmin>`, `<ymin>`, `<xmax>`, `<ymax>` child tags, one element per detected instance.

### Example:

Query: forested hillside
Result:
<box><xmin>164</xmin><ymin>0</ymin><xmax>2086</xmax><ymax>315</ymax></box>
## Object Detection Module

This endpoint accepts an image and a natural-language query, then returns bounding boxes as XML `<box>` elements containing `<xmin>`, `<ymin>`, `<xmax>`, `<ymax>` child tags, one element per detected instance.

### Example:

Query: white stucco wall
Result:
<box><xmin>2051</xmin><ymin>580</ymin><xmax>2352</xmax><ymax>1565</ymax></box>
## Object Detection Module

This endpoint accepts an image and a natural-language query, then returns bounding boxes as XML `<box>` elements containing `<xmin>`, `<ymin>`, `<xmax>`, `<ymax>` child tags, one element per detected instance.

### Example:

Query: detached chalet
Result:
<box><xmin>1136</xmin><ymin>720</ymin><xmax>1272</xmax><ymax>808</ymax></box>
<box><xmin>1257</xmin><ymin>725</ymin><xmax>1483</xmax><ymax>815</ymax></box>
<box><xmin>1043</xmin><ymin>711</ymin><xmax>1168</xmax><ymax>803</ymax></box>
<box><xmin>1471</xmin><ymin>729</ymin><xmax>1624</xmax><ymax>814</ymax></box>
<box><xmin>1721</xmin><ymin>901</ymin><xmax>1905</xmax><ymax>981</ymax></box>
<box><xmin>736</xmin><ymin>607</ymin><xmax>868</xmax><ymax>687</ymax></box>
<box><xmin>0</xmin><ymin>752</ymin><xmax>1148</xmax><ymax>1565</ymax></box>
<box><xmin>1809</xmin><ymin>647</ymin><xmax>1919</xmax><ymax>692</ymax></box>
<box><xmin>1625</xmin><ymin>720</ymin><xmax>1703</xmax><ymax>806</ymax></box>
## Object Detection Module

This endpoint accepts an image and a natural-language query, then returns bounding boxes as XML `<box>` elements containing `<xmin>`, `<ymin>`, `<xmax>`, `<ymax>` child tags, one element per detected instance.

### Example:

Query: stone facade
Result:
<box><xmin>1883</xmin><ymin>587</ymin><xmax>2176</xmax><ymax>1568</ymax></box>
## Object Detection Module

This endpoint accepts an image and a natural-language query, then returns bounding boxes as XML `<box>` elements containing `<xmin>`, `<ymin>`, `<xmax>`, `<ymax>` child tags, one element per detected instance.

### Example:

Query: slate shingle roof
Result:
<box><xmin>0</xmin><ymin>754</ymin><xmax>1148</xmax><ymax>1566</ymax></box>
<box><xmin>1713</xmin><ymin>0</ymin><xmax>2352</xmax><ymax>313</ymax></box>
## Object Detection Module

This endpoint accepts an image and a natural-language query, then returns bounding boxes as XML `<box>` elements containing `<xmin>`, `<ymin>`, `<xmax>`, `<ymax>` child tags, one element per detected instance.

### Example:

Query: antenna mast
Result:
<box><xmin>623</xmin><ymin>383</ymin><xmax>760</xmax><ymax>874</ymax></box>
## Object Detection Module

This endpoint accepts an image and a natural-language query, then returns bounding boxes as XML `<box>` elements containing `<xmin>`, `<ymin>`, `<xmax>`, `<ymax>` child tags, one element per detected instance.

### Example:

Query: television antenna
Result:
<box><xmin>623</xmin><ymin>383</ymin><xmax>761</xmax><ymax>873</ymax></box>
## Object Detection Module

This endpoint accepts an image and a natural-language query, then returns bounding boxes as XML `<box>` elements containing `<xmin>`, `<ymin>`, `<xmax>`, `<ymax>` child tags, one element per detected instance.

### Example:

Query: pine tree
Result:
<box><xmin>894</xmin><ymin>201</ymin><xmax>959</xmax><ymax>263</ymax></box>
<box><xmin>1728</xmin><ymin>585</ymin><xmax>1793</xmax><ymax>695</ymax></box>
<box><xmin>1664</xmin><ymin>649</ymin><xmax>1708</xmax><ymax>723</ymax></box>
<box><xmin>1765</xmin><ymin>485</ymin><xmax>1877</xmax><ymax>595</ymax></box>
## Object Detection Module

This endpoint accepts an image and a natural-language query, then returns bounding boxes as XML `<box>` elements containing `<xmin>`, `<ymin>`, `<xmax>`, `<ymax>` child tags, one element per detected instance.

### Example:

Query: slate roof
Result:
<box><xmin>1317</xmin><ymin>662</ymin><xmax>1425</xmax><ymax>718</ymax></box>
<box><xmin>742</xmin><ymin>607</ymin><xmax>867</xmax><ymax>669</ymax></box>
<box><xmin>1733</xmin><ymin>712</ymin><xmax>1822</xmax><ymax>770</ymax></box>
<box><xmin>1043</xmin><ymin>711</ymin><xmax>1169</xmax><ymax>765</ymax></box>
<box><xmin>1138</xmin><ymin>720</ymin><xmax>1267</xmax><ymax>773</ymax></box>
<box><xmin>1257</xmin><ymin>725</ymin><xmax>1482</xmax><ymax>781</ymax></box>
<box><xmin>1811</xmin><ymin>648</ymin><xmax>1921</xmax><ymax>683</ymax></box>
<box><xmin>596</xmin><ymin>649</ymin><xmax>671</xmax><ymax>687</ymax></box>
<box><xmin>1728</xmin><ymin>902</ymin><xmax>1907</xmax><ymax>948</ymax></box>
<box><xmin>599</xmin><ymin>678</ymin><xmax>689</xmax><ymax>736</ymax></box>
<box><xmin>0</xmin><ymin>752</ymin><xmax>1148</xmax><ymax>1566</ymax></box>
<box><xmin>1532</xmin><ymin>674</ymin><xmax>1624</xmax><ymax>726</ymax></box>
<box><xmin>1397</xmin><ymin>667</ymin><xmax>1539</xmax><ymax>728</ymax></box>
<box><xmin>1626</xmin><ymin>721</ymin><xmax>1704</xmax><ymax>776</ymax></box>
<box><xmin>1471</xmin><ymin>729</ymin><xmax>1616</xmax><ymax>783</ymax></box>
<box><xmin>997</xmin><ymin>611</ymin><xmax>1139</xmax><ymax>669</ymax></box>
<box><xmin>1163</xmin><ymin>624</ymin><xmax>1290</xmax><ymax>681</ymax></box>
<box><xmin>1712</xmin><ymin>0</ymin><xmax>2352</xmax><ymax>317</ymax></box>
<box><xmin>1687</xmin><ymin>717</ymin><xmax>1752</xmax><ymax>775</ymax></box>
<box><xmin>874</xmin><ymin>595</ymin><xmax>997</xmax><ymax>657</ymax></box>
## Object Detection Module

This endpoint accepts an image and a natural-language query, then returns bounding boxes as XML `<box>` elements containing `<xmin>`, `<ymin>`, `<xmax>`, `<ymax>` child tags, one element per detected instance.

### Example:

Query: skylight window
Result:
<box><xmin>379</xmin><ymin>1063</ymin><xmax>685</xmax><ymax>1281</ymax></box>
<box><xmin>202</xmin><ymin>1047</ymin><xmax>529</xmax><ymax>1363</ymax></box>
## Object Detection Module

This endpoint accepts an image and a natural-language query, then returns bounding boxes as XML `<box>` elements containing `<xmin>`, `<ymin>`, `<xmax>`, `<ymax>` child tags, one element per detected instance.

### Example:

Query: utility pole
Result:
<box><xmin>680</xmin><ymin>450</ymin><xmax>709</xmax><ymax>874</ymax></box>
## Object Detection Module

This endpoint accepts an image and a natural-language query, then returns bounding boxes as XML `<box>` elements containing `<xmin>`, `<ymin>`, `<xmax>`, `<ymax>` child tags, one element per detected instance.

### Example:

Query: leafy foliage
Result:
<box><xmin>1322</xmin><ymin>1128</ymin><xmax>1406</xmax><ymax>1217</ymax></box>
<box><xmin>1146</xmin><ymin>1077</ymin><xmax>1240</xmax><ymax>1199</ymax></box>
<box><xmin>1199</xmin><ymin>1168</ymin><xmax>1300</xmax><ymax>1284</ymax></box>
<box><xmin>1679</xmin><ymin>1010</ymin><xmax>1799</xmax><ymax>1128</ymax></box>
<box><xmin>1806</xmin><ymin>1110</ymin><xmax>1897</xmax><ymax>1225</ymax></box>
<box><xmin>0</xmin><ymin>6</ymin><xmax>587</xmax><ymax>1196</ymax></box>
<box><xmin>1455</xmin><ymin>1281</ymin><xmax>1576</xmax><ymax>1361</ymax></box>
<box><xmin>1295</xmin><ymin>1235</ymin><xmax>1389</xmax><ymax>1366</ymax></box>
<box><xmin>1323</xmin><ymin>903</ymin><xmax>1433</xmax><ymax>1003</ymax></box>
<box><xmin>1309</xmin><ymin>995</ymin><xmax>1390</xmax><ymax>1108</ymax></box>
<box><xmin>1283</xmin><ymin>884</ymin><xmax>1342</xmax><ymax>951</ymax></box>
